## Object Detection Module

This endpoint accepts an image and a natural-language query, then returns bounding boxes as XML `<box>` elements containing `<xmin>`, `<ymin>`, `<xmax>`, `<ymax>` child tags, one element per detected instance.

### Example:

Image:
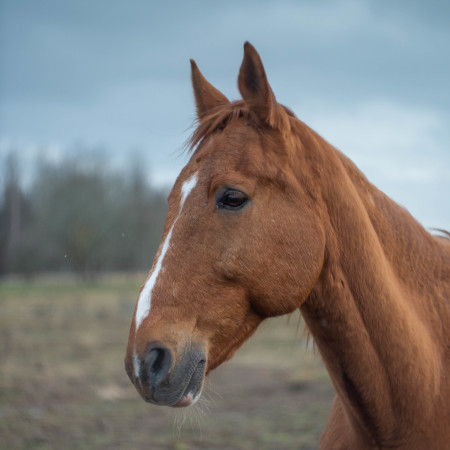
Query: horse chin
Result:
<box><xmin>169</xmin><ymin>357</ymin><xmax>205</xmax><ymax>408</ymax></box>
<box><xmin>170</xmin><ymin>368</ymin><xmax>204</xmax><ymax>408</ymax></box>
<box><xmin>172</xmin><ymin>388</ymin><xmax>203</xmax><ymax>408</ymax></box>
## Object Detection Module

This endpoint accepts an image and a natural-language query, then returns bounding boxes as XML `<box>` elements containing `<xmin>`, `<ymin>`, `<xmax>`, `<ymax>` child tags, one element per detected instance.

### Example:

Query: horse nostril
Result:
<box><xmin>144</xmin><ymin>344</ymin><xmax>173</xmax><ymax>388</ymax></box>
<box><xmin>148</xmin><ymin>349</ymin><xmax>164</xmax><ymax>380</ymax></box>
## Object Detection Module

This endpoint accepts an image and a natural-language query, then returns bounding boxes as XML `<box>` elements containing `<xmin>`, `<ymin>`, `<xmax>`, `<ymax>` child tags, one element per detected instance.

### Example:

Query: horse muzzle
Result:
<box><xmin>125</xmin><ymin>341</ymin><xmax>206</xmax><ymax>407</ymax></box>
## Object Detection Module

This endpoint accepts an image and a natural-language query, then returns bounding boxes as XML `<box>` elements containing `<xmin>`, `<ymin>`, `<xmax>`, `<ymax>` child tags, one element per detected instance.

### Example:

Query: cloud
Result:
<box><xmin>301</xmin><ymin>99</ymin><xmax>448</xmax><ymax>179</ymax></box>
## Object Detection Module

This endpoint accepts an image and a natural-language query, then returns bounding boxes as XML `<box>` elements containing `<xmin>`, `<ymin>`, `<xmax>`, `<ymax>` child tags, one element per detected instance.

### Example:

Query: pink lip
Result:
<box><xmin>172</xmin><ymin>392</ymin><xmax>194</xmax><ymax>408</ymax></box>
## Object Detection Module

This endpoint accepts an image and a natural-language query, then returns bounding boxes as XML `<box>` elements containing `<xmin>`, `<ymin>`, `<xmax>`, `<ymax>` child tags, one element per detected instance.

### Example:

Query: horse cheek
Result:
<box><xmin>247</xmin><ymin>218</ymin><xmax>325</xmax><ymax>317</ymax></box>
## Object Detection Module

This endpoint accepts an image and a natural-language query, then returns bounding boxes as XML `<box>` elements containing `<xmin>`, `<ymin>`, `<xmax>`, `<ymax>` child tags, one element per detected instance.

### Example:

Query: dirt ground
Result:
<box><xmin>0</xmin><ymin>275</ymin><xmax>334</xmax><ymax>449</ymax></box>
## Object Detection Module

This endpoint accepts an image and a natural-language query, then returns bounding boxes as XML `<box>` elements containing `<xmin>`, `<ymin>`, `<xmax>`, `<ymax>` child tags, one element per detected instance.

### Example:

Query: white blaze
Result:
<box><xmin>134</xmin><ymin>172</ymin><xmax>198</xmax><ymax>331</ymax></box>
<box><xmin>180</xmin><ymin>172</ymin><xmax>198</xmax><ymax>209</ymax></box>
<box><xmin>133</xmin><ymin>351</ymin><xmax>141</xmax><ymax>380</ymax></box>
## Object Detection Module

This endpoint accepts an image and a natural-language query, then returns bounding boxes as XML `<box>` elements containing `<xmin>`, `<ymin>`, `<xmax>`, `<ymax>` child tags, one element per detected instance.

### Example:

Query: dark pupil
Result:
<box><xmin>224</xmin><ymin>192</ymin><xmax>245</xmax><ymax>207</ymax></box>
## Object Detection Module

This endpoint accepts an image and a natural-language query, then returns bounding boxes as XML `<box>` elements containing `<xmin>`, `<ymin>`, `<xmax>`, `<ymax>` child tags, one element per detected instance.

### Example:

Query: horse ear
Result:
<box><xmin>190</xmin><ymin>59</ymin><xmax>230</xmax><ymax>119</ymax></box>
<box><xmin>238</xmin><ymin>42</ymin><xmax>283</xmax><ymax>128</ymax></box>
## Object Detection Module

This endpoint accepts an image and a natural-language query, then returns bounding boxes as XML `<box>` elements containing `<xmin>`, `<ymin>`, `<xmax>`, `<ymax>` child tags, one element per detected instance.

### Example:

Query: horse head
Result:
<box><xmin>125</xmin><ymin>42</ymin><xmax>326</xmax><ymax>407</ymax></box>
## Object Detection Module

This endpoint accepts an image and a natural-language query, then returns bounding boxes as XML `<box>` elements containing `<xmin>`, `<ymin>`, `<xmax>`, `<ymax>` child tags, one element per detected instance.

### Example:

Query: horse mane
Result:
<box><xmin>186</xmin><ymin>100</ymin><xmax>298</xmax><ymax>154</ymax></box>
<box><xmin>186</xmin><ymin>101</ymin><xmax>248</xmax><ymax>153</ymax></box>
<box><xmin>431</xmin><ymin>229</ymin><xmax>450</xmax><ymax>239</ymax></box>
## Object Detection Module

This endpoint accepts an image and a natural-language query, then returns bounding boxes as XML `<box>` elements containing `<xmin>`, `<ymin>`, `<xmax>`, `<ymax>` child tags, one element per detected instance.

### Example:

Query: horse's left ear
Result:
<box><xmin>190</xmin><ymin>59</ymin><xmax>230</xmax><ymax>119</ymax></box>
<box><xmin>238</xmin><ymin>42</ymin><xmax>288</xmax><ymax>131</ymax></box>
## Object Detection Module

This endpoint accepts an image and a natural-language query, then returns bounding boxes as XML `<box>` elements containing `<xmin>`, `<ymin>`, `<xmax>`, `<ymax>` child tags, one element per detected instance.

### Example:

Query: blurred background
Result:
<box><xmin>1</xmin><ymin>1</ymin><xmax>449</xmax><ymax>449</ymax></box>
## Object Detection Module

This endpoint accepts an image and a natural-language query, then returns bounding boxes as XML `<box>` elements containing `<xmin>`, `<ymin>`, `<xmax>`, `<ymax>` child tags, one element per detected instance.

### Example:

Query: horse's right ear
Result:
<box><xmin>190</xmin><ymin>59</ymin><xmax>230</xmax><ymax>119</ymax></box>
<box><xmin>238</xmin><ymin>42</ymin><xmax>289</xmax><ymax>132</ymax></box>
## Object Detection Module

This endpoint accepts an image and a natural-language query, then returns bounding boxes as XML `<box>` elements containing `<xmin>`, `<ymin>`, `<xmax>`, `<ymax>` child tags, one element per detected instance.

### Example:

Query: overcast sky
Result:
<box><xmin>1</xmin><ymin>0</ymin><xmax>449</xmax><ymax>230</ymax></box>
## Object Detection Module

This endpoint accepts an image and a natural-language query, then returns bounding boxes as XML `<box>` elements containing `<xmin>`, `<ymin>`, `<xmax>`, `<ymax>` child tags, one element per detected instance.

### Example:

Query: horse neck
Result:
<box><xmin>300</xmin><ymin>140</ymin><xmax>450</xmax><ymax>445</ymax></box>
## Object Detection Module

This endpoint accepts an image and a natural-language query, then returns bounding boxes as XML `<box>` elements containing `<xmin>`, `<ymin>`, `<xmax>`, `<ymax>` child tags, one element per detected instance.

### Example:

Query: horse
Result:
<box><xmin>125</xmin><ymin>42</ymin><xmax>450</xmax><ymax>449</ymax></box>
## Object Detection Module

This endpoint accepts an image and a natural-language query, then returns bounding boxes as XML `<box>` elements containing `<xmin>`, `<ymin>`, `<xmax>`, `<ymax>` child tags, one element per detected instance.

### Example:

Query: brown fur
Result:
<box><xmin>125</xmin><ymin>43</ymin><xmax>450</xmax><ymax>448</ymax></box>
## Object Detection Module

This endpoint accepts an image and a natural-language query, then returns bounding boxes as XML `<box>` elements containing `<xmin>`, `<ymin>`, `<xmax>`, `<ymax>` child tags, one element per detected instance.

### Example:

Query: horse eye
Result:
<box><xmin>216</xmin><ymin>189</ymin><xmax>248</xmax><ymax>210</ymax></box>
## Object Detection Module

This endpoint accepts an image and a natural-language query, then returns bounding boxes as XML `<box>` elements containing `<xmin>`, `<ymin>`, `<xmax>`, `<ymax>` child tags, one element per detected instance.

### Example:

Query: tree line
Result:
<box><xmin>0</xmin><ymin>151</ymin><xmax>168</xmax><ymax>279</ymax></box>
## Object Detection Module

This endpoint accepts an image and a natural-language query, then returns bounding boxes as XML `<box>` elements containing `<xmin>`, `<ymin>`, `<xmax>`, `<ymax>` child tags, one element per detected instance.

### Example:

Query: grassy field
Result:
<box><xmin>0</xmin><ymin>274</ymin><xmax>333</xmax><ymax>450</ymax></box>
